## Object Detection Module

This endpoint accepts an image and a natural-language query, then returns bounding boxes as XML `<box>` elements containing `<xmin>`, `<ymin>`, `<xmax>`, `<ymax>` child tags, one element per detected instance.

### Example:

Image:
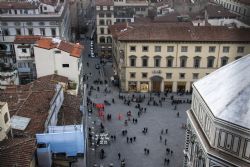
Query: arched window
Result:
<box><xmin>141</xmin><ymin>55</ymin><xmax>148</xmax><ymax>67</ymax></box>
<box><xmin>154</xmin><ymin>55</ymin><xmax>161</xmax><ymax>67</ymax></box>
<box><xmin>129</xmin><ymin>55</ymin><xmax>137</xmax><ymax>67</ymax></box>
<box><xmin>106</xmin><ymin>19</ymin><xmax>112</xmax><ymax>25</ymax></box>
<box><xmin>220</xmin><ymin>56</ymin><xmax>229</xmax><ymax>67</ymax></box>
<box><xmin>166</xmin><ymin>56</ymin><xmax>174</xmax><ymax>67</ymax></box>
<box><xmin>207</xmin><ymin>56</ymin><xmax>215</xmax><ymax>68</ymax></box>
<box><xmin>193</xmin><ymin>56</ymin><xmax>201</xmax><ymax>68</ymax></box>
<box><xmin>106</xmin><ymin>37</ymin><xmax>112</xmax><ymax>43</ymax></box>
<box><xmin>99</xmin><ymin>37</ymin><xmax>105</xmax><ymax>43</ymax></box>
<box><xmin>180</xmin><ymin>56</ymin><xmax>188</xmax><ymax>67</ymax></box>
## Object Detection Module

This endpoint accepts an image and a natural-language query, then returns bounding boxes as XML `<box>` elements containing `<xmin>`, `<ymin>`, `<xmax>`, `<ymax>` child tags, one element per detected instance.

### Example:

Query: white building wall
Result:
<box><xmin>34</xmin><ymin>47</ymin><xmax>79</xmax><ymax>84</ymax></box>
<box><xmin>34</xmin><ymin>47</ymin><xmax>55</xmax><ymax>78</ymax></box>
<box><xmin>54</xmin><ymin>50</ymin><xmax>79</xmax><ymax>83</ymax></box>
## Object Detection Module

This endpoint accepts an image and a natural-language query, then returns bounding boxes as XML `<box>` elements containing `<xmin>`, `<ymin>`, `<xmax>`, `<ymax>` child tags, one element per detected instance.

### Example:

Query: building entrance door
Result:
<box><xmin>150</xmin><ymin>76</ymin><xmax>163</xmax><ymax>92</ymax></box>
<box><xmin>177</xmin><ymin>82</ymin><xmax>186</xmax><ymax>93</ymax></box>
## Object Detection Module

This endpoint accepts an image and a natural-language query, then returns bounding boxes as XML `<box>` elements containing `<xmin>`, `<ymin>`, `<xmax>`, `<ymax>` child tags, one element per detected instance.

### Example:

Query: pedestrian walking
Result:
<box><xmin>118</xmin><ymin>152</ymin><xmax>121</xmax><ymax>160</ymax></box>
<box><xmin>127</xmin><ymin>137</ymin><xmax>129</xmax><ymax>143</ymax></box>
<box><xmin>144</xmin><ymin>148</ymin><xmax>147</xmax><ymax>154</ymax></box>
<box><xmin>164</xmin><ymin>158</ymin><xmax>167</xmax><ymax>165</ymax></box>
<box><xmin>170</xmin><ymin>150</ymin><xmax>173</xmax><ymax>156</ymax></box>
<box><xmin>133</xmin><ymin>136</ymin><xmax>136</xmax><ymax>142</ymax></box>
<box><xmin>177</xmin><ymin>112</ymin><xmax>180</xmax><ymax>117</ymax></box>
<box><xmin>160</xmin><ymin>135</ymin><xmax>162</xmax><ymax>142</ymax></box>
<box><xmin>165</xmin><ymin>129</ymin><xmax>168</xmax><ymax>134</ymax></box>
<box><xmin>130</xmin><ymin>137</ymin><xmax>133</xmax><ymax>143</ymax></box>
<box><xmin>114</xmin><ymin>135</ymin><xmax>116</xmax><ymax>141</ymax></box>
<box><xmin>165</xmin><ymin>139</ymin><xmax>167</xmax><ymax>145</ymax></box>
<box><xmin>161</xmin><ymin>129</ymin><xmax>164</xmax><ymax>135</ymax></box>
<box><xmin>147</xmin><ymin>149</ymin><xmax>149</xmax><ymax>155</ymax></box>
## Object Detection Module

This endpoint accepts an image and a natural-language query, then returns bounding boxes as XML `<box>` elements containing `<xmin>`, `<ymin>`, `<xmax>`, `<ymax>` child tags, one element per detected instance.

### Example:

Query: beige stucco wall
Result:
<box><xmin>114</xmin><ymin>41</ymin><xmax>250</xmax><ymax>92</ymax></box>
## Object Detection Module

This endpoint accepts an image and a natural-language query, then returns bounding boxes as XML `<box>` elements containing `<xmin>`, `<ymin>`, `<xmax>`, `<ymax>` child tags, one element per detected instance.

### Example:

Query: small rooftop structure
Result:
<box><xmin>194</xmin><ymin>54</ymin><xmax>250</xmax><ymax>129</ymax></box>
<box><xmin>10</xmin><ymin>115</ymin><xmax>31</xmax><ymax>131</ymax></box>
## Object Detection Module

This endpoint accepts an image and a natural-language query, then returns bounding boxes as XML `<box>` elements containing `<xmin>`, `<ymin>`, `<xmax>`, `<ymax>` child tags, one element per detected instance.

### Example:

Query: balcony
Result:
<box><xmin>0</xmin><ymin>63</ymin><xmax>16</xmax><ymax>72</ymax></box>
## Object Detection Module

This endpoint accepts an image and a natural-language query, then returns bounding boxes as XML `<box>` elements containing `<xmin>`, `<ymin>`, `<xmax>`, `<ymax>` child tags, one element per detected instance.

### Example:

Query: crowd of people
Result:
<box><xmin>84</xmin><ymin>58</ymin><xmax>191</xmax><ymax>167</ymax></box>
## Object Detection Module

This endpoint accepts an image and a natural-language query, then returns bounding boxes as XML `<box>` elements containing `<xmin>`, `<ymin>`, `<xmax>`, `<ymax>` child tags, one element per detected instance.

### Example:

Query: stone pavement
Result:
<box><xmin>83</xmin><ymin>50</ymin><xmax>191</xmax><ymax>167</ymax></box>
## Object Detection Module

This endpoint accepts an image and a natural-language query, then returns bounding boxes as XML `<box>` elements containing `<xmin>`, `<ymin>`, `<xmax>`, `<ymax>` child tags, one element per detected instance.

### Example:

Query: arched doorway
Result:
<box><xmin>150</xmin><ymin>76</ymin><xmax>163</xmax><ymax>92</ymax></box>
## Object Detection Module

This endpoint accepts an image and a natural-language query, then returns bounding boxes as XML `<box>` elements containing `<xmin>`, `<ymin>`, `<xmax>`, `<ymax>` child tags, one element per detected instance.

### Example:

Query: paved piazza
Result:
<box><xmin>83</xmin><ymin>54</ymin><xmax>191</xmax><ymax>167</ymax></box>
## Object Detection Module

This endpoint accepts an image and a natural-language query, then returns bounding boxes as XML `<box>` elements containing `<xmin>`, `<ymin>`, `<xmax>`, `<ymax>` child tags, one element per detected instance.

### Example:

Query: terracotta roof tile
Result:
<box><xmin>0</xmin><ymin>138</ymin><xmax>36</xmax><ymax>167</ymax></box>
<box><xmin>110</xmin><ymin>23</ymin><xmax>250</xmax><ymax>42</ymax></box>
<box><xmin>0</xmin><ymin>74</ymin><xmax>69</xmax><ymax>136</ymax></box>
<box><xmin>14</xmin><ymin>35</ymin><xmax>41</xmax><ymax>44</ymax></box>
<box><xmin>36</xmin><ymin>38</ymin><xmax>84</xmax><ymax>58</ymax></box>
<box><xmin>36</xmin><ymin>38</ymin><xmax>57</xmax><ymax>49</ymax></box>
<box><xmin>0</xmin><ymin>2</ymin><xmax>38</xmax><ymax>9</ymax></box>
<box><xmin>96</xmin><ymin>0</ymin><xmax>113</xmax><ymax>6</ymax></box>
<box><xmin>40</xmin><ymin>0</ymin><xmax>58</xmax><ymax>6</ymax></box>
<box><xmin>57</xmin><ymin>93</ymin><xmax>82</xmax><ymax>125</ymax></box>
<box><xmin>0</xmin><ymin>74</ymin><xmax>71</xmax><ymax>166</ymax></box>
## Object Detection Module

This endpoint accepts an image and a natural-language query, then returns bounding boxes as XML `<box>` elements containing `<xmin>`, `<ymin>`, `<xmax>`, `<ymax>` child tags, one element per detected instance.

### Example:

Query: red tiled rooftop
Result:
<box><xmin>0</xmin><ymin>74</ymin><xmax>69</xmax><ymax>135</ymax></box>
<box><xmin>57</xmin><ymin>93</ymin><xmax>82</xmax><ymax>125</ymax></box>
<box><xmin>110</xmin><ymin>23</ymin><xmax>250</xmax><ymax>42</ymax></box>
<box><xmin>36</xmin><ymin>38</ymin><xmax>84</xmax><ymax>58</ymax></box>
<box><xmin>0</xmin><ymin>2</ymin><xmax>38</xmax><ymax>9</ymax></box>
<box><xmin>36</xmin><ymin>38</ymin><xmax>57</xmax><ymax>49</ymax></box>
<box><xmin>14</xmin><ymin>35</ymin><xmax>41</xmax><ymax>44</ymax></box>
<box><xmin>58</xmin><ymin>40</ymin><xmax>84</xmax><ymax>58</ymax></box>
<box><xmin>0</xmin><ymin>74</ymin><xmax>72</xmax><ymax>166</ymax></box>
<box><xmin>0</xmin><ymin>138</ymin><xmax>36</xmax><ymax>167</ymax></box>
<box><xmin>96</xmin><ymin>0</ymin><xmax>113</xmax><ymax>6</ymax></box>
